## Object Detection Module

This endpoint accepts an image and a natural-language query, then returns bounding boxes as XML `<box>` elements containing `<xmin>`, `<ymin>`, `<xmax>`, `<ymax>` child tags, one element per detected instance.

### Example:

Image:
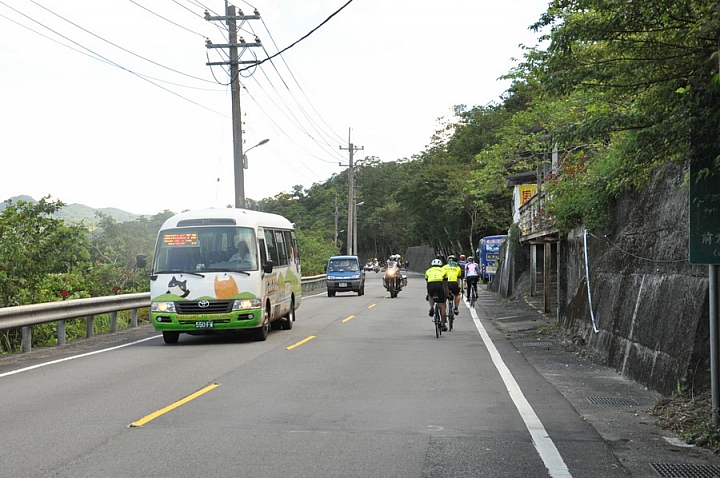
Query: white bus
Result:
<box><xmin>147</xmin><ymin>208</ymin><xmax>301</xmax><ymax>344</ymax></box>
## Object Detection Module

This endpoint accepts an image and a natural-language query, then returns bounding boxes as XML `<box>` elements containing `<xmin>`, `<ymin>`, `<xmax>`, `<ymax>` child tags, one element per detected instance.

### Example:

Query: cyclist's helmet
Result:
<box><xmin>431</xmin><ymin>259</ymin><xmax>442</xmax><ymax>267</ymax></box>
<box><xmin>467</xmin><ymin>256</ymin><xmax>474</xmax><ymax>262</ymax></box>
<box><xmin>447</xmin><ymin>255</ymin><xmax>456</xmax><ymax>261</ymax></box>
<box><xmin>459</xmin><ymin>255</ymin><xmax>466</xmax><ymax>260</ymax></box>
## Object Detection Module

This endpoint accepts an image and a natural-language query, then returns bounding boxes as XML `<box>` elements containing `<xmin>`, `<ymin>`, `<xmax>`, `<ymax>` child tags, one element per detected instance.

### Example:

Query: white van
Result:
<box><xmin>148</xmin><ymin>208</ymin><xmax>301</xmax><ymax>344</ymax></box>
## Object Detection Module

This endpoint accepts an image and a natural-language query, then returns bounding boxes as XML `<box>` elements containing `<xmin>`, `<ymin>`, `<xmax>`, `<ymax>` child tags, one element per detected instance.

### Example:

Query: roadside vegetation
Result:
<box><xmin>651</xmin><ymin>391</ymin><xmax>720</xmax><ymax>453</ymax></box>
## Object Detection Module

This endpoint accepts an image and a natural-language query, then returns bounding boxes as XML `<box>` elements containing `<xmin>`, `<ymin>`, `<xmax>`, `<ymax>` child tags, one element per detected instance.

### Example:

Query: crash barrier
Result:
<box><xmin>1</xmin><ymin>274</ymin><xmax>326</xmax><ymax>353</ymax></box>
<box><xmin>301</xmin><ymin>274</ymin><xmax>326</xmax><ymax>293</ymax></box>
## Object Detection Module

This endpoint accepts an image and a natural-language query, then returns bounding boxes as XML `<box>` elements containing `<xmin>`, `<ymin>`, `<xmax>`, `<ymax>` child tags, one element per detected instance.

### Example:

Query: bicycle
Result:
<box><xmin>446</xmin><ymin>294</ymin><xmax>455</xmax><ymax>331</ymax></box>
<box><xmin>468</xmin><ymin>281</ymin><xmax>478</xmax><ymax>308</ymax></box>
<box><xmin>432</xmin><ymin>294</ymin><xmax>443</xmax><ymax>338</ymax></box>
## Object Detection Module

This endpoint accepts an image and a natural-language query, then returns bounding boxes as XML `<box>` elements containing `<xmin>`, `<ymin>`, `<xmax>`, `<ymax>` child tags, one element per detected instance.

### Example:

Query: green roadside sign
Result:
<box><xmin>689</xmin><ymin>156</ymin><xmax>720</xmax><ymax>264</ymax></box>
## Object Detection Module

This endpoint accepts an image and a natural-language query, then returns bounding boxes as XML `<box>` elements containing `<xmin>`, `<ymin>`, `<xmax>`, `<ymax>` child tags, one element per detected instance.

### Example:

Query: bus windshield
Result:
<box><xmin>154</xmin><ymin>227</ymin><xmax>258</xmax><ymax>273</ymax></box>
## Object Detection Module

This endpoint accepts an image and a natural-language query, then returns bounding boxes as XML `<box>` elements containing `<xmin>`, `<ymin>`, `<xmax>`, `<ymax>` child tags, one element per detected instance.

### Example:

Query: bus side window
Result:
<box><xmin>259</xmin><ymin>238</ymin><xmax>267</xmax><ymax>266</ymax></box>
<box><xmin>284</xmin><ymin>230</ymin><xmax>297</xmax><ymax>265</ymax></box>
<box><xmin>275</xmin><ymin>230</ymin><xmax>289</xmax><ymax>266</ymax></box>
<box><xmin>265</xmin><ymin>230</ymin><xmax>280</xmax><ymax>265</ymax></box>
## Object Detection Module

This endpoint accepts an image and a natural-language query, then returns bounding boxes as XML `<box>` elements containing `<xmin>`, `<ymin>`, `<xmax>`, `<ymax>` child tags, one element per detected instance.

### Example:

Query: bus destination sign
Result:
<box><xmin>163</xmin><ymin>233</ymin><xmax>199</xmax><ymax>247</ymax></box>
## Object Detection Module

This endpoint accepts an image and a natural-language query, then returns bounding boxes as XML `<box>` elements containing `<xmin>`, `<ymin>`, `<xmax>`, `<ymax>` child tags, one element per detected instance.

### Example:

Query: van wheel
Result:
<box><xmin>162</xmin><ymin>331</ymin><xmax>179</xmax><ymax>344</ymax></box>
<box><xmin>328</xmin><ymin>290</ymin><xmax>335</xmax><ymax>297</ymax></box>
<box><xmin>253</xmin><ymin>308</ymin><xmax>270</xmax><ymax>341</ymax></box>
<box><xmin>282</xmin><ymin>300</ymin><xmax>295</xmax><ymax>330</ymax></box>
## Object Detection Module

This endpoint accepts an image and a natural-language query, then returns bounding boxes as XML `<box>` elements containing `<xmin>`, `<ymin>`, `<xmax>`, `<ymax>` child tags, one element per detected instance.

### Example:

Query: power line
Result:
<box><xmin>127</xmin><ymin>0</ymin><xmax>206</xmax><ymax>38</ymax></box>
<box><xmin>259</xmin><ymin>17</ymin><xmax>346</xmax><ymax>145</ymax></box>
<box><xmin>0</xmin><ymin>1</ymin><xmax>227</xmax><ymax>116</ymax></box>
<box><xmin>239</xmin><ymin>0</ymin><xmax>355</xmax><ymax>73</ymax></box>
<box><xmin>24</xmin><ymin>0</ymin><xmax>216</xmax><ymax>84</ymax></box>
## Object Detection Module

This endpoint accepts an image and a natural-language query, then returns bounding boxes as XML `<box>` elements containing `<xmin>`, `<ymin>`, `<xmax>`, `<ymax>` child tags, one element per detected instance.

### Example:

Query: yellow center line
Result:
<box><xmin>129</xmin><ymin>383</ymin><xmax>220</xmax><ymax>428</ymax></box>
<box><xmin>286</xmin><ymin>335</ymin><xmax>316</xmax><ymax>350</ymax></box>
<box><xmin>341</xmin><ymin>315</ymin><xmax>355</xmax><ymax>323</ymax></box>
<box><xmin>368</xmin><ymin>303</ymin><xmax>376</xmax><ymax>308</ymax></box>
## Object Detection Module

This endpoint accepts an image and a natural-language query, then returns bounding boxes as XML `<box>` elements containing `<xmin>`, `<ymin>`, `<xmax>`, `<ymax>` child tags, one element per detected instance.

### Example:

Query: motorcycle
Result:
<box><xmin>383</xmin><ymin>260</ymin><xmax>407</xmax><ymax>298</ymax></box>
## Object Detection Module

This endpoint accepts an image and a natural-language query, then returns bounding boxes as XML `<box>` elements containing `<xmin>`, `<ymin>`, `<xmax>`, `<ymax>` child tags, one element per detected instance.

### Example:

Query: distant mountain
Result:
<box><xmin>1</xmin><ymin>196</ymin><xmax>141</xmax><ymax>225</ymax></box>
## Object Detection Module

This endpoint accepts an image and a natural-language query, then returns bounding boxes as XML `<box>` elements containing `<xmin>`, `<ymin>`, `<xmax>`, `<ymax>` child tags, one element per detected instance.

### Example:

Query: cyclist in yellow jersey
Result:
<box><xmin>425</xmin><ymin>258</ymin><xmax>449</xmax><ymax>331</ymax></box>
<box><xmin>442</xmin><ymin>255</ymin><xmax>463</xmax><ymax>316</ymax></box>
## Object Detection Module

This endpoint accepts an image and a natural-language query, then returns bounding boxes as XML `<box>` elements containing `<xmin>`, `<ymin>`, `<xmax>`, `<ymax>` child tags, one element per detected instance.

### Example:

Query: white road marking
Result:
<box><xmin>467</xmin><ymin>301</ymin><xmax>572</xmax><ymax>477</ymax></box>
<box><xmin>0</xmin><ymin>335</ymin><xmax>161</xmax><ymax>378</ymax></box>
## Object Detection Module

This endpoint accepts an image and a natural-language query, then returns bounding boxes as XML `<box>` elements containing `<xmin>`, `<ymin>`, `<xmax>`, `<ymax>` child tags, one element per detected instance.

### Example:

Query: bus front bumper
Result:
<box><xmin>151</xmin><ymin>309</ymin><xmax>263</xmax><ymax>332</ymax></box>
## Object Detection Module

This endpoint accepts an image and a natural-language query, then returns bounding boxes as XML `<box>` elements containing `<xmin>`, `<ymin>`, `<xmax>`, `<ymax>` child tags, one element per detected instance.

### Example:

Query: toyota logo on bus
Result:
<box><xmin>197</xmin><ymin>300</ymin><xmax>210</xmax><ymax>308</ymax></box>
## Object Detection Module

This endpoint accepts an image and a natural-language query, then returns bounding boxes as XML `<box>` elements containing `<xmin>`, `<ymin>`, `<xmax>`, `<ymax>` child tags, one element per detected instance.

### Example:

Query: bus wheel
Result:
<box><xmin>281</xmin><ymin>299</ymin><xmax>295</xmax><ymax>330</ymax></box>
<box><xmin>162</xmin><ymin>331</ymin><xmax>179</xmax><ymax>344</ymax></box>
<box><xmin>253</xmin><ymin>308</ymin><xmax>270</xmax><ymax>341</ymax></box>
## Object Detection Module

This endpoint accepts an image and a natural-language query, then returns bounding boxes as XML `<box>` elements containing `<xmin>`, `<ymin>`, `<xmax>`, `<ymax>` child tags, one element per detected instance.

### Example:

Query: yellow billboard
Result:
<box><xmin>519</xmin><ymin>184</ymin><xmax>537</xmax><ymax>205</ymax></box>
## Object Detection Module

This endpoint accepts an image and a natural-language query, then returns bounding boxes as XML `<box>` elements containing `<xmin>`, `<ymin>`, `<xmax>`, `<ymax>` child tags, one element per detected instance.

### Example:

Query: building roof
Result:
<box><xmin>506</xmin><ymin>171</ymin><xmax>537</xmax><ymax>187</ymax></box>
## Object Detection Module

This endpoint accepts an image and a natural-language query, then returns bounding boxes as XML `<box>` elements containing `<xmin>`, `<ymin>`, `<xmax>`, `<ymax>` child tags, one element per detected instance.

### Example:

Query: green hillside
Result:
<box><xmin>1</xmin><ymin>196</ymin><xmax>141</xmax><ymax>225</ymax></box>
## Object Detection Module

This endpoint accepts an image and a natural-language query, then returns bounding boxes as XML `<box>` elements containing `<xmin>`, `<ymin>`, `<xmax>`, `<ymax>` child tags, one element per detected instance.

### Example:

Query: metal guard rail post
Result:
<box><xmin>0</xmin><ymin>275</ymin><xmax>327</xmax><ymax>353</ymax></box>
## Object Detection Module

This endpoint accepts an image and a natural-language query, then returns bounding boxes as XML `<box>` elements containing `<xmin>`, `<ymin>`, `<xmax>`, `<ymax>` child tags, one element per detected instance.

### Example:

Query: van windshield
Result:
<box><xmin>154</xmin><ymin>227</ymin><xmax>258</xmax><ymax>273</ymax></box>
<box><xmin>328</xmin><ymin>259</ymin><xmax>359</xmax><ymax>272</ymax></box>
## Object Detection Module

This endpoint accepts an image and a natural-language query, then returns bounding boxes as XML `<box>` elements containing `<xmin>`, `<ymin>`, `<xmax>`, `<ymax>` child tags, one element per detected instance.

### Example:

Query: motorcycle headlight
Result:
<box><xmin>233</xmin><ymin>298</ymin><xmax>262</xmax><ymax>310</ymax></box>
<box><xmin>387</xmin><ymin>269</ymin><xmax>396</xmax><ymax>277</ymax></box>
<box><xmin>151</xmin><ymin>301</ymin><xmax>176</xmax><ymax>313</ymax></box>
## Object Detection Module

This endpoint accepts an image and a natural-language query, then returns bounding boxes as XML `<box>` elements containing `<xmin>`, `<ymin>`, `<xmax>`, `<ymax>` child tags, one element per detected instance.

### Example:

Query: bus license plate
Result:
<box><xmin>195</xmin><ymin>321</ymin><xmax>214</xmax><ymax>329</ymax></box>
<box><xmin>339</xmin><ymin>282</ymin><xmax>348</xmax><ymax>288</ymax></box>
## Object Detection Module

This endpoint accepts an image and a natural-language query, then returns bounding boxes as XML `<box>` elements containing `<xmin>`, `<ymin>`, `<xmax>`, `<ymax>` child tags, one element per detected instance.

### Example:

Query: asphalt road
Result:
<box><xmin>0</xmin><ymin>272</ymin><xmax>680</xmax><ymax>477</ymax></box>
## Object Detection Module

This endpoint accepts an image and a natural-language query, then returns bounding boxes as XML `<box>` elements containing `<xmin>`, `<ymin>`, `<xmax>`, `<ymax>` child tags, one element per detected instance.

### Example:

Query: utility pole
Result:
<box><xmin>205</xmin><ymin>4</ymin><xmax>261</xmax><ymax>209</ymax></box>
<box><xmin>334</xmin><ymin>195</ymin><xmax>340</xmax><ymax>247</ymax></box>
<box><xmin>340</xmin><ymin>128</ymin><xmax>363</xmax><ymax>255</ymax></box>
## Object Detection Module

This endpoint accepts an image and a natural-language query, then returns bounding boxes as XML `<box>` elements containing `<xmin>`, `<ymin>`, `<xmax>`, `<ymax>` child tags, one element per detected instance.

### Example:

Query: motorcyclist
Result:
<box><xmin>384</xmin><ymin>254</ymin><xmax>406</xmax><ymax>296</ymax></box>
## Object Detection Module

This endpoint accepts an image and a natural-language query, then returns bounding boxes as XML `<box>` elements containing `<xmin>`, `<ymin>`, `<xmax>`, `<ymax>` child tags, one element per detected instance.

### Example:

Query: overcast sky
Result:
<box><xmin>0</xmin><ymin>0</ymin><xmax>548</xmax><ymax>215</ymax></box>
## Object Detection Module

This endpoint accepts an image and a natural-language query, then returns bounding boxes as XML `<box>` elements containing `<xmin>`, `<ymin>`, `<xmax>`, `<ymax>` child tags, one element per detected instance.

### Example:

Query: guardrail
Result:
<box><xmin>301</xmin><ymin>274</ymin><xmax>326</xmax><ymax>293</ymax></box>
<box><xmin>0</xmin><ymin>274</ymin><xmax>326</xmax><ymax>353</ymax></box>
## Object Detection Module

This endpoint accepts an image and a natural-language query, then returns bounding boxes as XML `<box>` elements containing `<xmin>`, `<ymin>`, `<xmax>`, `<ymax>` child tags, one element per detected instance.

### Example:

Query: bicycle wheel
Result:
<box><xmin>447</xmin><ymin>297</ymin><xmax>453</xmax><ymax>331</ymax></box>
<box><xmin>434</xmin><ymin>306</ymin><xmax>441</xmax><ymax>338</ymax></box>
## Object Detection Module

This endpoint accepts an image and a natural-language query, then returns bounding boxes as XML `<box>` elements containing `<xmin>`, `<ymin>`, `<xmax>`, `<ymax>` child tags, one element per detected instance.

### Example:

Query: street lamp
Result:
<box><xmin>235</xmin><ymin>138</ymin><xmax>270</xmax><ymax>209</ymax></box>
<box><xmin>242</xmin><ymin>138</ymin><xmax>270</xmax><ymax>169</ymax></box>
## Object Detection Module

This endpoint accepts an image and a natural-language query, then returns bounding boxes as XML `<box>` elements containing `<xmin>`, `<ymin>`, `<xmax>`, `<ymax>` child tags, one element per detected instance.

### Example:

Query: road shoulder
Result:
<box><xmin>473</xmin><ymin>287</ymin><xmax>720</xmax><ymax>477</ymax></box>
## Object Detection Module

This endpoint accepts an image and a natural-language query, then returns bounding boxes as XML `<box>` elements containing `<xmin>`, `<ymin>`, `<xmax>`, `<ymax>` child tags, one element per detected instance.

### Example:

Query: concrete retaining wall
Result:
<box><xmin>496</xmin><ymin>162</ymin><xmax>711</xmax><ymax>395</ymax></box>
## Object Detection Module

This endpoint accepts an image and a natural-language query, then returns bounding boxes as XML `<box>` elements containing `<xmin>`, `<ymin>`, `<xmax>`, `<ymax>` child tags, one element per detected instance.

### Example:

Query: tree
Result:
<box><xmin>86</xmin><ymin>211</ymin><xmax>173</xmax><ymax>295</ymax></box>
<box><xmin>0</xmin><ymin>197</ymin><xmax>91</xmax><ymax>307</ymax></box>
<box><xmin>509</xmin><ymin>0</ymin><xmax>720</xmax><ymax>230</ymax></box>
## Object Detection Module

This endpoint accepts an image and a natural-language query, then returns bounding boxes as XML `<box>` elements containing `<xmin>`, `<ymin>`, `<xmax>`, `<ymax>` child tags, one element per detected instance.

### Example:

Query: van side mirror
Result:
<box><xmin>263</xmin><ymin>260</ymin><xmax>274</xmax><ymax>274</ymax></box>
<box><xmin>136</xmin><ymin>254</ymin><xmax>147</xmax><ymax>269</ymax></box>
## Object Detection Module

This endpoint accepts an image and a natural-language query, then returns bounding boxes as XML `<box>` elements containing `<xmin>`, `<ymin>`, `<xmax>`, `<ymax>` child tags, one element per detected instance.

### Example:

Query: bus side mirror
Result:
<box><xmin>136</xmin><ymin>254</ymin><xmax>147</xmax><ymax>269</ymax></box>
<box><xmin>263</xmin><ymin>260</ymin><xmax>274</xmax><ymax>274</ymax></box>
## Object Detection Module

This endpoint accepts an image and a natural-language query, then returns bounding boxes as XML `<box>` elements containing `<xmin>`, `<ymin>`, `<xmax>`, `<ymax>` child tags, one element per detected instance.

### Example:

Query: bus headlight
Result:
<box><xmin>233</xmin><ymin>298</ymin><xmax>262</xmax><ymax>310</ymax></box>
<box><xmin>151</xmin><ymin>301</ymin><xmax>176</xmax><ymax>313</ymax></box>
